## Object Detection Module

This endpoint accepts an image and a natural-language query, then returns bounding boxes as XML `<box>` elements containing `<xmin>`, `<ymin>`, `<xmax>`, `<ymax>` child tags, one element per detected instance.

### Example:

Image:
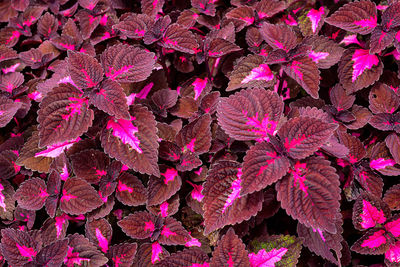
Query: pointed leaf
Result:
<box><xmin>369</xmin><ymin>26</ymin><xmax>396</xmax><ymax>54</ymax></box>
<box><xmin>67</xmin><ymin>50</ymin><xmax>103</xmax><ymax>89</ymax></box>
<box><xmin>34</xmin><ymin>239</ymin><xmax>68</xmax><ymax>267</ymax></box>
<box><xmin>64</xmin><ymin>234</ymin><xmax>108</xmax><ymax>267</ymax></box>
<box><xmin>329</xmin><ymin>83</ymin><xmax>355</xmax><ymax>112</ymax></box>
<box><xmin>136</xmin><ymin>242</ymin><xmax>169</xmax><ymax>265</ymax></box>
<box><xmin>0</xmin><ymin>180</ymin><xmax>15</xmax><ymax>220</ymax></box>
<box><xmin>276</xmin><ymin>157</ymin><xmax>341</xmax><ymax>233</ymax></box>
<box><xmin>0</xmin><ymin>96</ymin><xmax>22</xmax><ymax>128</ymax></box>
<box><xmin>14</xmin><ymin>177</ymin><xmax>48</xmax><ymax>211</ymax></box>
<box><xmin>210</xmin><ymin>228</ymin><xmax>250</xmax><ymax>267</ymax></box>
<box><xmin>116</xmin><ymin>172</ymin><xmax>147</xmax><ymax>206</ymax></box>
<box><xmin>107</xmin><ymin>242</ymin><xmax>137</xmax><ymax>267</ymax></box>
<box><xmin>303</xmin><ymin>35</ymin><xmax>345</xmax><ymax>69</ymax></box>
<box><xmin>369</xmin><ymin>83</ymin><xmax>400</xmax><ymax>114</ymax></box>
<box><xmin>158</xmin><ymin>217</ymin><xmax>191</xmax><ymax>246</ymax></box>
<box><xmin>241</xmin><ymin>142</ymin><xmax>290</xmax><ymax>195</ymax></box>
<box><xmin>161</xmin><ymin>24</ymin><xmax>199</xmax><ymax>54</ymax></box>
<box><xmin>147</xmin><ymin>166</ymin><xmax>181</xmax><ymax>206</ymax></box>
<box><xmin>60</xmin><ymin>177</ymin><xmax>103</xmax><ymax>215</ymax></box>
<box><xmin>101</xmin><ymin>44</ymin><xmax>156</xmax><ymax>83</ymax></box>
<box><xmin>208</xmin><ymin>38</ymin><xmax>241</xmax><ymax>58</ymax></box>
<box><xmin>85</xmin><ymin>218</ymin><xmax>112</xmax><ymax>253</ymax></box>
<box><xmin>101</xmin><ymin>104</ymin><xmax>160</xmax><ymax>176</ymax></box>
<box><xmin>278</xmin><ymin>116</ymin><xmax>338</xmax><ymax>159</ymax></box>
<box><xmin>176</xmin><ymin>114</ymin><xmax>211</xmax><ymax>155</ymax></box>
<box><xmin>259</xmin><ymin>22</ymin><xmax>298</xmax><ymax>52</ymax></box>
<box><xmin>325</xmin><ymin>0</ymin><xmax>377</xmax><ymax>34</ymax></box>
<box><xmin>217</xmin><ymin>88</ymin><xmax>283</xmax><ymax>141</ymax></box>
<box><xmin>298</xmin><ymin>7</ymin><xmax>327</xmax><ymax>36</ymax></box>
<box><xmin>351</xmin><ymin>229</ymin><xmax>390</xmax><ymax>255</ymax></box>
<box><xmin>384</xmin><ymin>184</ymin><xmax>400</xmax><ymax>210</ymax></box>
<box><xmin>37</xmin><ymin>83</ymin><xmax>94</xmax><ymax>147</ymax></box>
<box><xmin>255</xmin><ymin>0</ymin><xmax>286</xmax><ymax>19</ymax></box>
<box><xmin>118</xmin><ymin>211</ymin><xmax>157</xmax><ymax>240</ymax></box>
<box><xmin>70</xmin><ymin>149</ymin><xmax>110</xmax><ymax>184</ymax></box>
<box><xmin>386</xmin><ymin>133</ymin><xmax>400</xmax><ymax>165</ymax></box>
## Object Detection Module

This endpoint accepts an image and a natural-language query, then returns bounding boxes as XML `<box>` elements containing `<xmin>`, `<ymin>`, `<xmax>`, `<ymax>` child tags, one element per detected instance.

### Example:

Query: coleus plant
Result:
<box><xmin>1</xmin><ymin>0</ymin><xmax>400</xmax><ymax>266</ymax></box>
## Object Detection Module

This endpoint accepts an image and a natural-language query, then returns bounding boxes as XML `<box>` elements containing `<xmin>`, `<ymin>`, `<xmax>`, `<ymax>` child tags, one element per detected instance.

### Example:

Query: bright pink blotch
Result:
<box><xmin>360</xmin><ymin>200</ymin><xmax>386</xmax><ymax>229</ymax></box>
<box><xmin>242</xmin><ymin>64</ymin><xmax>273</xmax><ymax>84</ymax></box>
<box><xmin>16</xmin><ymin>243</ymin><xmax>37</xmax><ymax>261</ymax></box>
<box><xmin>351</xmin><ymin>49</ymin><xmax>379</xmax><ymax>82</ymax></box>
<box><xmin>0</xmin><ymin>183</ymin><xmax>6</xmax><ymax>212</ymax></box>
<box><xmin>284</xmin><ymin>134</ymin><xmax>306</xmax><ymax>152</ymax></box>
<box><xmin>34</xmin><ymin>137</ymin><xmax>80</xmax><ymax>158</ymax></box>
<box><xmin>309</xmin><ymin>51</ymin><xmax>329</xmax><ymax>64</ymax></box>
<box><xmin>61</xmin><ymin>190</ymin><xmax>77</xmax><ymax>202</ymax></box>
<box><xmin>289</xmin><ymin>162</ymin><xmax>309</xmax><ymax>196</ymax></box>
<box><xmin>290</xmin><ymin>61</ymin><xmax>304</xmax><ymax>80</ymax></box>
<box><xmin>161</xmin><ymin>226</ymin><xmax>177</xmax><ymax>237</ymax></box>
<box><xmin>55</xmin><ymin>215</ymin><xmax>66</xmax><ymax>238</ymax></box>
<box><xmin>222</xmin><ymin>168</ymin><xmax>242</xmax><ymax>213</ymax></box>
<box><xmin>361</xmin><ymin>229</ymin><xmax>387</xmax><ymax>248</ymax></box>
<box><xmin>385</xmin><ymin>218</ymin><xmax>400</xmax><ymax>237</ymax></box>
<box><xmin>354</xmin><ymin>16</ymin><xmax>377</xmax><ymax>29</ymax></box>
<box><xmin>190</xmin><ymin>263</ymin><xmax>210</xmax><ymax>267</ymax></box>
<box><xmin>161</xmin><ymin>168</ymin><xmax>178</xmax><ymax>184</ymax></box>
<box><xmin>144</xmin><ymin>220</ymin><xmax>155</xmax><ymax>232</ymax></box>
<box><xmin>245</xmin><ymin>112</ymin><xmax>278</xmax><ymax>140</ymax></box>
<box><xmin>370</xmin><ymin>158</ymin><xmax>396</xmax><ymax>170</ymax></box>
<box><xmin>187</xmin><ymin>181</ymin><xmax>204</xmax><ymax>202</ymax></box>
<box><xmin>248</xmin><ymin>247</ymin><xmax>288</xmax><ymax>267</ymax></box>
<box><xmin>185</xmin><ymin>237</ymin><xmax>201</xmax><ymax>247</ymax></box>
<box><xmin>106</xmin><ymin>117</ymin><xmax>142</xmax><ymax>154</ymax></box>
<box><xmin>151</xmin><ymin>242</ymin><xmax>163</xmax><ymax>264</ymax></box>
<box><xmin>117</xmin><ymin>180</ymin><xmax>133</xmax><ymax>193</ymax></box>
<box><xmin>307</xmin><ymin>7</ymin><xmax>324</xmax><ymax>33</ymax></box>
<box><xmin>64</xmin><ymin>246</ymin><xmax>90</xmax><ymax>265</ymax></box>
<box><xmin>159</xmin><ymin>202</ymin><xmax>169</xmax><ymax>217</ymax></box>
<box><xmin>95</xmin><ymin>228</ymin><xmax>109</xmax><ymax>253</ymax></box>
<box><xmin>385</xmin><ymin>242</ymin><xmax>400</xmax><ymax>263</ymax></box>
<box><xmin>192</xmin><ymin>78</ymin><xmax>207</xmax><ymax>100</ymax></box>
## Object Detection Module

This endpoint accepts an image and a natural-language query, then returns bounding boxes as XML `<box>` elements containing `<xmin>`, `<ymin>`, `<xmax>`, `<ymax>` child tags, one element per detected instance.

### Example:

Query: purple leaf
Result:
<box><xmin>14</xmin><ymin>177</ymin><xmax>48</xmax><ymax>211</ymax></box>
<box><xmin>67</xmin><ymin>50</ymin><xmax>103</xmax><ymax>89</ymax></box>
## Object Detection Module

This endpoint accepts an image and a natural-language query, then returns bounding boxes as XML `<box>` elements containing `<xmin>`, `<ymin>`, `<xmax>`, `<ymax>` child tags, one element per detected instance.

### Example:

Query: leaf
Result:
<box><xmin>352</xmin><ymin>192</ymin><xmax>391</xmax><ymax>231</ymax></box>
<box><xmin>384</xmin><ymin>184</ymin><xmax>400</xmax><ymax>210</ymax></box>
<box><xmin>255</xmin><ymin>0</ymin><xmax>286</xmax><ymax>19</ymax></box>
<box><xmin>0</xmin><ymin>45</ymin><xmax>18</xmax><ymax>62</ymax></box>
<box><xmin>161</xmin><ymin>23</ymin><xmax>199</xmax><ymax>54</ymax></box>
<box><xmin>203</xmin><ymin>161</ymin><xmax>264</xmax><ymax>235</ymax></box>
<box><xmin>37</xmin><ymin>83</ymin><xmax>94</xmax><ymax>147</ymax></box>
<box><xmin>60</xmin><ymin>177</ymin><xmax>103</xmax><ymax>215</ymax></box>
<box><xmin>303</xmin><ymin>35</ymin><xmax>345</xmax><ymax>69</ymax></box>
<box><xmin>0</xmin><ymin>180</ymin><xmax>15</xmax><ymax>220</ymax></box>
<box><xmin>101</xmin><ymin>44</ymin><xmax>156</xmax><ymax>83</ymax></box>
<box><xmin>116</xmin><ymin>172</ymin><xmax>147</xmax><ymax>206</ymax></box>
<box><xmin>0</xmin><ymin>96</ymin><xmax>22</xmax><ymax>128</ymax></box>
<box><xmin>37</xmin><ymin>12</ymin><xmax>58</xmax><ymax>39</ymax></box>
<box><xmin>0</xmin><ymin>72</ymin><xmax>24</xmax><ymax>93</ymax></box>
<box><xmin>107</xmin><ymin>242</ymin><xmax>137</xmax><ymax>267</ymax></box>
<box><xmin>142</xmin><ymin>0</ymin><xmax>165</xmax><ymax>17</ymax></box>
<box><xmin>147</xmin><ymin>166</ymin><xmax>182</xmax><ymax>206</ymax></box>
<box><xmin>369</xmin><ymin>26</ymin><xmax>396</xmax><ymax>54</ymax></box>
<box><xmin>241</xmin><ymin>142</ymin><xmax>290</xmax><ymax>195</ymax></box>
<box><xmin>175</xmin><ymin>114</ymin><xmax>211</xmax><ymax>155</ymax></box>
<box><xmin>208</xmin><ymin>38</ymin><xmax>241</xmax><ymax>57</ymax></box>
<box><xmin>210</xmin><ymin>228</ymin><xmax>250</xmax><ymax>267</ymax></box>
<box><xmin>259</xmin><ymin>22</ymin><xmax>298</xmax><ymax>52</ymax></box>
<box><xmin>282</xmin><ymin>56</ymin><xmax>320</xmax><ymax>99</ymax></box>
<box><xmin>85</xmin><ymin>218</ymin><xmax>112</xmax><ymax>253</ymax></box>
<box><xmin>351</xmin><ymin>229</ymin><xmax>390</xmax><ymax>255</ymax></box>
<box><xmin>298</xmin><ymin>7</ymin><xmax>327</xmax><ymax>36</ymax></box>
<box><xmin>386</xmin><ymin>133</ymin><xmax>400</xmax><ymax>165</ymax></box>
<box><xmin>34</xmin><ymin>239</ymin><xmax>68</xmax><ymax>267</ymax></box>
<box><xmin>118</xmin><ymin>211</ymin><xmax>157</xmax><ymax>240</ymax></box>
<box><xmin>385</xmin><ymin>240</ymin><xmax>400</xmax><ymax>266</ymax></box>
<box><xmin>325</xmin><ymin>0</ymin><xmax>377</xmax><ymax>34</ymax></box>
<box><xmin>101</xmin><ymin>104</ymin><xmax>160</xmax><ymax>177</ymax></box>
<box><xmin>217</xmin><ymin>88</ymin><xmax>283</xmax><ymax>141</ymax></box>
<box><xmin>14</xmin><ymin>177</ymin><xmax>48</xmax><ymax>211</ymax></box>
<box><xmin>158</xmin><ymin>217</ymin><xmax>191</xmax><ymax>246</ymax></box>
<box><xmin>338</xmin><ymin>48</ymin><xmax>383</xmax><ymax>94</ymax></box>
<box><xmin>70</xmin><ymin>149</ymin><xmax>110</xmax><ymax>184</ymax></box>
<box><xmin>337</xmin><ymin>131</ymin><xmax>366</xmax><ymax>163</ymax></box>
<box><xmin>191</xmin><ymin>0</ymin><xmax>216</xmax><ymax>16</ymax></box>
<box><xmin>67</xmin><ymin>50</ymin><xmax>103</xmax><ymax>89</ymax></box>
<box><xmin>156</xmin><ymin>248</ymin><xmax>209</xmax><ymax>267</ymax></box>
<box><xmin>250</xmin><ymin>235</ymin><xmax>303</xmax><ymax>267</ymax></box>
<box><xmin>0</xmin><ymin>229</ymin><xmax>42</xmax><ymax>266</ymax></box>
<box><xmin>329</xmin><ymin>83</ymin><xmax>355</xmax><ymax>112</ymax></box>
<box><xmin>276</xmin><ymin>157</ymin><xmax>341</xmax><ymax>233</ymax></box>
<box><xmin>113</xmin><ymin>13</ymin><xmax>152</xmax><ymax>39</ymax></box>
<box><xmin>136</xmin><ymin>242</ymin><xmax>170</xmax><ymax>265</ymax></box>
<box><xmin>278</xmin><ymin>116</ymin><xmax>338</xmax><ymax>159</ymax></box>
<box><xmin>369</xmin><ymin>83</ymin><xmax>400</xmax><ymax>114</ymax></box>
<box><xmin>226</xmin><ymin>55</ymin><xmax>275</xmax><ymax>91</ymax></box>
<box><xmin>225</xmin><ymin>6</ymin><xmax>255</xmax><ymax>27</ymax></box>
<box><xmin>369</xmin><ymin>113</ymin><xmax>400</xmax><ymax>132</ymax></box>
<box><xmin>64</xmin><ymin>234</ymin><xmax>108</xmax><ymax>267</ymax></box>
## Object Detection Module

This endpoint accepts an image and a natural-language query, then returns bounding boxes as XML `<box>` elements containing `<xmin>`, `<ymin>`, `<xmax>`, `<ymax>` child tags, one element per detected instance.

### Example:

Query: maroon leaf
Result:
<box><xmin>176</xmin><ymin>114</ymin><xmax>211</xmax><ymax>155</ymax></box>
<box><xmin>0</xmin><ymin>27</ymin><xmax>21</xmax><ymax>47</ymax></box>
<box><xmin>156</xmin><ymin>248</ymin><xmax>209</xmax><ymax>267</ymax></box>
<box><xmin>64</xmin><ymin>234</ymin><xmax>108</xmax><ymax>267</ymax></box>
<box><xmin>67</xmin><ymin>50</ymin><xmax>103</xmax><ymax>89</ymax></box>
<box><xmin>34</xmin><ymin>239</ymin><xmax>68</xmax><ymax>267</ymax></box>
<box><xmin>303</xmin><ymin>35</ymin><xmax>345</xmax><ymax>69</ymax></box>
<box><xmin>338</xmin><ymin>48</ymin><xmax>383</xmax><ymax>94</ymax></box>
<box><xmin>0</xmin><ymin>72</ymin><xmax>24</xmax><ymax>93</ymax></box>
<box><xmin>208</xmin><ymin>38</ymin><xmax>241</xmax><ymax>58</ymax></box>
<box><xmin>101</xmin><ymin>44</ymin><xmax>156</xmax><ymax>83</ymax></box>
<box><xmin>107</xmin><ymin>242</ymin><xmax>137</xmax><ymax>267</ymax></box>
<box><xmin>329</xmin><ymin>83</ymin><xmax>355</xmax><ymax>112</ymax></box>
<box><xmin>369</xmin><ymin>83</ymin><xmax>400</xmax><ymax>114</ymax></box>
<box><xmin>226</xmin><ymin>55</ymin><xmax>275</xmax><ymax>91</ymax></box>
<box><xmin>37</xmin><ymin>12</ymin><xmax>58</xmax><ymax>39</ymax></box>
<box><xmin>0</xmin><ymin>180</ymin><xmax>15</xmax><ymax>220</ymax></box>
<box><xmin>325</xmin><ymin>0</ymin><xmax>377</xmax><ymax>35</ymax></box>
<box><xmin>225</xmin><ymin>6</ymin><xmax>255</xmax><ymax>28</ymax></box>
<box><xmin>40</xmin><ymin>216</ymin><xmax>68</xmax><ymax>246</ymax></box>
<box><xmin>255</xmin><ymin>0</ymin><xmax>286</xmax><ymax>19</ymax></box>
<box><xmin>352</xmin><ymin>192</ymin><xmax>391</xmax><ymax>231</ymax></box>
<box><xmin>338</xmin><ymin>131</ymin><xmax>366</xmax><ymax>163</ymax></box>
<box><xmin>70</xmin><ymin>149</ymin><xmax>109</xmax><ymax>184</ymax></box>
<box><xmin>118</xmin><ymin>211</ymin><xmax>157</xmax><ymax>240</ymax></box>
<box><xmin>101</xmin><ymin>104</ymin><xmax>159</xmax><ymax>176</ymax></box>
<box><xmin>384</xmin><ymin>184</ymin><xmax>400</xmax><ymax>210</ymax></box>
<box><xmin>116</xmin><ymin>172</ymin><xmax>147</xmax><ymax>206</ymax></box>
<box><xmin>76</xmin><ymin>10</ymin><xmax>100</xmax><ymax>40</ymax></box>
<box><xmin>217</xmin><ymin>88</ymin><xmax>283</xmax><ymax>141</ymax></box>
<box><xmin>158</xmin><ymin>217</ymin><xmax>191</xmax><ymax>246</ymax></box>
<box><xmin>113</xmin><ymin>13</ymin><xmax>151</xmax><ymax>39</ymax></box>
<box><xmin>191</xmin><ymin>0</ymin><xmax>216</xmax><ymax>16</ymax></box>
<box><xmin>259</xmin><ymin>22</ymin><xmax>298</xmax><ymax>52</ymax></box>
<box><xmin>37</xmin><ymin>83</ymin><xmax>94</xmax><ymax>147</ymax></box>
<box><xmin>60</xmin><ymin>177</ymin><xmax>103</xmax><ymax>215</ymax></box>
<box><xmin>298</xmin><ymin>7</ymin><xmax>327</xmax><ymax>36</ymax></box>
<box><xmin>351</xmin><ymin>228</ymin><xmax>391</xmax><ymax>255</ymax></box>
<box><xmin>276</xmin><ymin>157</ymin><xmax>341</xmax><ymax>234</ymax></box>
<box><xmin>241</xmin><ymin>142</ymin><xmax>290</xmax><ymax>195</ymax></box>
<box><xmin>282</xmin><ymin>56</ymin><xmax>320</xmax><ymax>99</ymax></box>
<box><xmin>210</xmin><ymin>228</ymin><xmax>250</xmax><ymax>267</ymax></box>
<box><xmin>85</xmin><ymin>218</ymin><xmax>112</xmax><ymax>253</ymax></box>
<box><xmin>14</xmin><ymin>177</ymin><xmax>48</xmax><ymax>211</ymax></box>
<box><xmin>203</xmin><ymin>161</ymin><xmax>264</xmax><ymax>235</ymax></box>
<box><xmin>278</xmin><ymin>116</ymin><xmax>338</xmax><ymax>159</ymax></box>
<box><xmin>386</xmin><ymin>133</ymin><xmax>400</xmax><ymax>165</ymax></box>
<box><xmin>0</xmin><ymin>229</ymin><xmax>41</xmax><ymax>266</ymax></box>
<box><xmin>161</xmin><ymin>23</ymin><xmax>199</xmax><ymax>54</ymax></box>
<box><xmin>369</xmin><ymin>26</ymin><xmax>396</xmax><ymax>54</ymax></box>
<box><xmin>135</xmin><ymin>242</ymin><xmax>170</xmax><ymax>266</ymax></box>
<box><xmin>147</xmin><ymin>166</ymin><xmax>182</xmax><ymax>206</ymax></box>
<box><xmin>369</xmin><ymin>141</ymin><xmax>400</xmax><ymax>176</ymax></box>
<box><xmin>0</xmin><ymin>45</ymin><xmax>18</xmax><ymax>62</ymax></box>
<box><xmin>0</xmin><ymin>96</ymin><xmax>22</xmax><ymax>128</ymax></box>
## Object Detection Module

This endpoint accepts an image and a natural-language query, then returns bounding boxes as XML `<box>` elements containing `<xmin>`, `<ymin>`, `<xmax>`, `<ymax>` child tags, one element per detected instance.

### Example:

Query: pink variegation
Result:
<box><xmin>248</xmin><ymin>247</ymin><xmax>287</xmax><ymax>267</ymax></box>
<box><xmin>370</xmin><ymin>158</ymin><xmax>396</xmax><ymax>170</ymax></box>
<box><xmin>307</xmin><ymin>7</ymin><xmax>325</xmax><ymax>34</ymax></box>
<box><xmin>361</xmin><ymin>229</ymin><xmax>387</xmax><ymax>248</ymax></box>
<box><xmin>241</xmin><ymin>64</ymin><xmax>273</xmax><ymax>84</ymax></box>
<box><xmin>106</xmin><ymin>117</ymin><xmax>142</xmax><ymax>154</ymax></box>
<box><xmin>34</xmin><ymin>137</ymin><xmax>80</xmax><ymax>158</ymax></box>
<box><xmin>360</xmin><ymin>200</ymin><xmax>387</xmax><ymax>229</ymax></box>
<box><xmin>351</xmin><ymin>49</ymin><xmax>379</xmax><ymax>82</ymax></box>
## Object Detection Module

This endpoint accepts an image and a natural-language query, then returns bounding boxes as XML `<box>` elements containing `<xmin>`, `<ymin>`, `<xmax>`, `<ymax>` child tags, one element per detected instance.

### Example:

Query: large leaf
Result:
<box><xmin>37</xmin><ymin>83</ymin><xmax>94</xmax><ymax>147</ymax></box>
<box><xmin>369</xmin><ymin>83</ymin><xmax>400</xmax><ymax>114</ymax></box>
<box><xmin>259</xmin><ymin>22</ymin><xmax>298</xmax><ymax>51</ymax></box>
<box><xmin>67</xmin><ymin>50</ymin><xmax>103</xmax><ymax>89</ymax></box>
<box><xmin>217</xmin><ymin>88</ymin><xmax>283</xmax><ymax>141</ymax></box>
<box><xmin>277</xmin><ymin>116</ymin><xmax>338</xmax><ymax>159</ymax></box>
<box><xmin>60</xmin><ymin>177</ymin><xmax>103</xmax><ymax>215</ymax></box>
<box><xmin>241</xmin><ymin>142</ymin><xmax>290</xmax><ymax>195</ymax></box>
<box><xmin>226</xmin><ymin>55</ymin><xmax>274</xmax><ymax>91</ymax></box>
<box><xmin>210</xmin><ymin>228</ymin><xmax>250</xmax><ymax>267</ymax></box>
<box><xmin>161</xmin><ymin>23</ymin><xmax>199</xmax><ymax>54</ymax></box>
<box><xmin>276</xmin><ymin>157</ymin><xmax>341</xmax><ymax>234</ymax></box>
<box><xmin>203</xmin><ymin>161</ymin><xmax>264</xmax><ymax>235</ymax></box>
<box><xmin>101</xmin><ymin>104</ymin><xmax>160</xmax><ymax>177</ymax></box>
<box><xmin>14</xmin><ymin>177</ymin><xmax>48</xmax><ymax>211</ymax></box>
<box><xmin>303</xmin><ymin>35</ymin><xmax>345</xmax><ymax>69</ymax></box>
<box><xmin>325</xmin><ymin>0</ymin><xmax>377</xmax><ymax>34</ymax></box>
<box><xmin>0</xmin><ymin>96</ymin><xmax>22</xmax><ymax>128</ymax></box>
<box><xmin>101</xmin><ymin>44</ymin><xmax>155</xmax><ymax>83</ymax></box>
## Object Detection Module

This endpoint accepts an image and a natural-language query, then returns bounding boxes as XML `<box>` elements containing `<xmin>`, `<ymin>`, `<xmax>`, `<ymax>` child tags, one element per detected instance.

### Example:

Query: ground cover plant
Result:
<box><xmin>1</xmin><ymin>0</ymin><xmax>400</xmax><ymax>266</ymax></box>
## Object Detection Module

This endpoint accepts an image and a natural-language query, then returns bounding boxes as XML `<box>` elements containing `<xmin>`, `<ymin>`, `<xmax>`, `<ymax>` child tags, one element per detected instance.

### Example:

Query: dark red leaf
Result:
<box><xmin>147</xmin><ymin>166</ymin><xmax>181</xmax><ymax>206</ymax></box>
<box><xmin>67</xmin><ymin>50</ymin><xmax>103</xmax><ymax>89</ymax></box>
<box><xmin>156</xmin><ymin>248</ymin><xmax>209</xmax><ymax>267</ymax></box>
<box><xmin>176</xmin><ymin>114</ymin><xmax>211</xmax><ymax>155</ymax></box>
<box><xmin>34</xmin><ymin>239</ymin><xmax>68</xmax><ymax>267</ymax></box>
<box><xmin>158</xmin><ymin>217</ymin><xmax>191</xmax><ymax>246</ymax></box>
<box><xmin>255</xmin><ymin>0</ymin><xmax>286</xmax><ymax>19</ymax></box>
<box><xmin>303</xmin><ymin>35</ymin><xmax>345</xmax><ymax>69</ymax></box>
<box><xmin>118</xmin><ymin>211</ymin><xmax>157</xmax><ymax>240</ymax></box>
<box><xmin>0</xmin><ymin>72</ymin><xmax>24</xmax><ymax>93</ymax></box>
<box><xmin>351</xmin><ymin>228</ymin><xmax>391</xmax><ymax>255</ymax></box>
<box><xmin>85</xmin><ymin>218</ymin><xmax>112</xmax><ymax>253</ymax></box>
<box><xmin>37</xmin><ymin>12</ymin><xmax>58</xmax><ymax>39</ymax></box>
<box><xmin>259</xmin><ymin>22</ymin><xmax>298</xmax><ymax>52</ymax></box>
<box><xmin>0</xmin><ymin>96</ymin><xmax>22</xmax><ymax>128</ymax></box>
<box><xmin>116</xmin><ymin>172</ymin><xmax>147</xmax><ymax>206</ymax></box>
<box><xmin>384</xmin><ymin>184</ymin><xmax>400</xmax><ymax>210</ymax></box>
<box><xmin>14</xmin><ymin>177</ymin><xmax>48</xmax><ymax>211</ymax></box>
<box><xmin>386</xmin><ymin>133</ymin><xmax>400</xmax><ymax>165</ymax></box>
<box><xmin>64</xmin><ymin>234</ymin><xmax>108</xmax><ymax>266</ymax></box>
<box><xmin>369</xmin><ymin>83</ymin><xmax>400</xmax><ymax>114</ymax></box>
<box><xmin>70</xmin><ymin>149</ymin><xmax>109</xmax><ymax>184</ymax></box>
<box><xmin>113</xmin><ymin>13</ymin><xmax>152</xmax><ymax>39</ymax></box>
<box><xmin>0</xmin><ymin>180</ymin><xmax>15</xmax><ymax>220</ymax></box>
<box><xmin>107</xmin><ymin>242</ymin><xmax>137</xmax><ymax>267</ymax></box>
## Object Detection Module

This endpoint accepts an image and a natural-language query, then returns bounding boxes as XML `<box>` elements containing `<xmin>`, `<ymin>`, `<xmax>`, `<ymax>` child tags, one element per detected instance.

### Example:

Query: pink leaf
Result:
<box><xmin>248</xmin><ymin>247</ymin><xmax>287</xmax><ymax>267</ymax></box>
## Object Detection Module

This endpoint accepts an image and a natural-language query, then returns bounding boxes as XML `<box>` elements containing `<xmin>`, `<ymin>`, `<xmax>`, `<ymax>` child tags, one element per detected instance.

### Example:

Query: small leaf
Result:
<box><xmin>118</xmin><ymin>211</ymin><xmax>157</xmax><ymax>240</ymax></box>
<box><xmin>176</xmin><ymin>114</ymin><xmax>211</xmax><ymax>155</ymax></box>
<box><xmin>67</xmin><ymin>50</ymin><xmax>103</xmax><ymax>89</ymax></box>
<box><xmin>383</xmin><ymin>184</ymin><xmax>400</xmax><ymax>210</ymax></box>
<box><xmin>14</xmin><ymin>177</ymin><xmax>48</xmax><ymax>211</ymax></box>
<box><xmin>147</xmin><ymin>166</ymin><xmax>181</xmax><ymax>206</ymax></box>
<box><xmin>259</xmin><ymin>22</ymin><xmax>298</xmax><ymax>52</ymax></box>
<box><xmin>161</xmin><ymin>24</ymin><xmax>199</xmax><ymax>54</ymax></box>
<box><xmin>116</xmin><ymin>172</ymin><xmax>147</xmax><ymax>206</ymax></box>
